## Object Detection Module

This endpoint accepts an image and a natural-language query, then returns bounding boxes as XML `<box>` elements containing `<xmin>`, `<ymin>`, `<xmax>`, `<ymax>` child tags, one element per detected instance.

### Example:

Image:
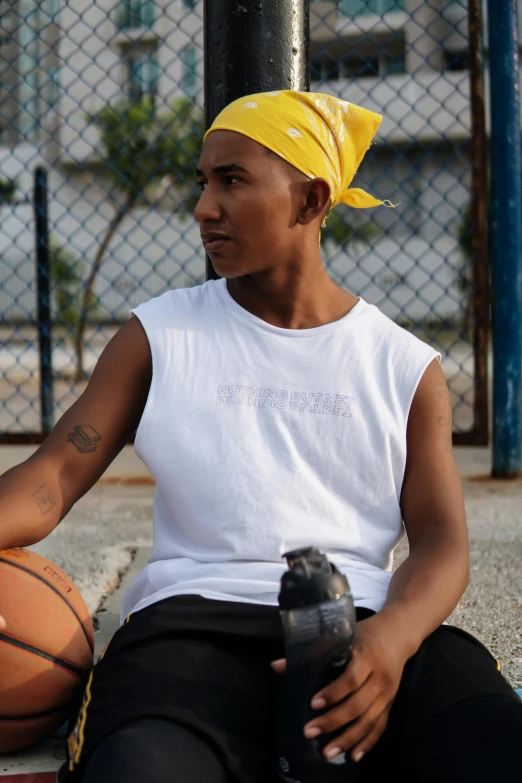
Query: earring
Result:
<box><xmin>322</xmin><ymin>208</ymin><xmax>332</xmax><ymax>228</ymax></box>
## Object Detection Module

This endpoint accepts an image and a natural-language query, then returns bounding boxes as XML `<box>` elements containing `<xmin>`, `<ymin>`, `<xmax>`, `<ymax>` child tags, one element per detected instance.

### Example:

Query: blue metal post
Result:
<box><xmin>487</xmin><ymin>0</ymin><xmax>522</xmax><ymax>477</ymax></box>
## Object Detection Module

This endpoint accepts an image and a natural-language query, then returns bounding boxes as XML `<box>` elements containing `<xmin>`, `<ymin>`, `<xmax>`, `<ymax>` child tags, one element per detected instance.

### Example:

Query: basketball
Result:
<box><xmin>0</xmin><ymin>547</ymin><xmax>94</xmax><ymax>753</ymax></box>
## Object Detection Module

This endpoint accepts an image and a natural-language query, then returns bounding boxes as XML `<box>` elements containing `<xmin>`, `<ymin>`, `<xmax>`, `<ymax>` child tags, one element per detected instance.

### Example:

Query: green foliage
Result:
<box><xmin>455</xmin><ymin>199</ymin><xmax>473</xmax><ymax>294</ymax></box>
<box><xmin>85</xmin><ymin>95</ymin><xmax>204</xmax><ymax>215</ymax></box>
<box><xmin>0</xmin><ymin>175</ymin><xmax>18</xmax><ymax>205</ymax></box>
<box><xmin>321</xmin><ymin>207</ymin><xmax>382</xmax><ymax>251</ymax></box>
<box><xmin>454</xmin><ymin>194</ymin><xmax>491</xmax><ymax>338</ymax></box>
<box><xmin>70</xmin><ymin>95</ymin><xmax>205</xmax><ymax>380</ymax></box>
<box><xmin>457</xmin><ymin>200</ymin><xmax>472</xmax><ymax>261</ymax></box>
<box><xmin>49</xmin><ymin>237</ymin><xmax>99</xmax><ymax>329</ymax></box>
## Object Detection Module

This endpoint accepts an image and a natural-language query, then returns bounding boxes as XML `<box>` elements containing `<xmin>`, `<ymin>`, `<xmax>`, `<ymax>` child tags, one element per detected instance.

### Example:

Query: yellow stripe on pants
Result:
<box><xmin>68</xmin><ymin>613</ymin><xmax>133</xmax><ymax>771</ymax></box>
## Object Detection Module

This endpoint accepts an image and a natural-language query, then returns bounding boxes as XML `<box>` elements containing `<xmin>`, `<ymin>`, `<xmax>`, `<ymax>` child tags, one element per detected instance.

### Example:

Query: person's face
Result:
<box><xmin>194</xmin><ymin>130</ymin><xmax>310</xmax><ymax>278</ymax></box>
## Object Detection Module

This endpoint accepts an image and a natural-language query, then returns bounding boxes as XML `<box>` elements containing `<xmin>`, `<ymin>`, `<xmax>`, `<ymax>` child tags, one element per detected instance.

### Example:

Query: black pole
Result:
<box><xmin>33</xmin><ymin>166</ymin><xmax>54</xmax><ymax>434</ymax></box>
<box><xmin>203</xmin><ymin>0</ymin><xmax>310</xmax><ymax>280</ymax></box>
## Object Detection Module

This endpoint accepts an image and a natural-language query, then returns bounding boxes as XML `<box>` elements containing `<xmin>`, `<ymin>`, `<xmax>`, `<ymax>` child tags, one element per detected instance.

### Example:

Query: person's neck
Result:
<box><xmin>226</xmin><ymin>268</ymin><xmax>359</xmax><ymax>330</ymax></box>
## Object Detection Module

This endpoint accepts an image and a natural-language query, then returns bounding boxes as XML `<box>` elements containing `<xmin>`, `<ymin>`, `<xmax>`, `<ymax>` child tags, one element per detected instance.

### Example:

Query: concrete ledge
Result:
<box><xmin>0</xmin><ymin>777</ymin><xmax>56</xmax><ymax>782</ymax></box>
<box><xmin>0</xmin><ymin>775</ymin><xmax>57</xmax><ymax>781</ymax></box>
<box><xmin>0</xmin><ymin>736</ymin><xmax>63</xmax><ymax>778</ymax></box>
<box><xmin>0</xmin><ymin>445</ymin><xmax>153</xmax><ymax>485</ymax></box>
<box><xmin>0</xmin><ymin>445</ymin><xmax>501</xmax><ymax>485</ymax></box>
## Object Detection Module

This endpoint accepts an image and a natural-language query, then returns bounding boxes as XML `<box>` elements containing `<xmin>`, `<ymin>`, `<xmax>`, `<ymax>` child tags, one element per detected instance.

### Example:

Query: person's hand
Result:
<box><xmin>271</xmin><ymin>613</ymin><xmax>412</xmax><ymax>764</ymax></box>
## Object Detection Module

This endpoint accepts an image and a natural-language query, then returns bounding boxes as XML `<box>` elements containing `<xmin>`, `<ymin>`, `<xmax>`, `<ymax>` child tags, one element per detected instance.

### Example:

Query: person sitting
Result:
<box><xmin>1</xmin><ymin>90</ymin><xmax>520</xmax><ymax>783</ymax></box>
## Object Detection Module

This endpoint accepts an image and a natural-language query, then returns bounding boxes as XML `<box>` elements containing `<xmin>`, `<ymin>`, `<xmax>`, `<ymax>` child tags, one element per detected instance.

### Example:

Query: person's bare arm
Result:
<box><xmin>281</xmin><ymin>357</ymin><xmax>470</xmax><ymax>763</ymax></box>
<box><xmin>0</xmin><ymin>316</ymin><xmax>152</xmax><ymax>551</ymax></box>
<box><xmin>375</xmin><ymin>355</ymin><xmax>470</xmax><ymax>650</ymax></box>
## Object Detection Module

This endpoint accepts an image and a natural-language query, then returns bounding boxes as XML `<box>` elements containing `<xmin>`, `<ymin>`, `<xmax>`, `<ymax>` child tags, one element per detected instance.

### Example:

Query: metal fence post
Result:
<box><xmin>33</xmin><ymin>166</ymin><xmax>54</xmax><ymax>435</ymax></box>
<box><xmin>467</xmin><ymin>0</ymin><xmax>489</xmax><ymax>446</ymax></box>
<box><xmin>203</xmin><ymin>0</ymin><xmax>310</xmax><ymax>281</ymax></box>
<box><xmin>486</xmin><ymin>0</ymin><xmax>522</xmax><ymax>477</ymax></box>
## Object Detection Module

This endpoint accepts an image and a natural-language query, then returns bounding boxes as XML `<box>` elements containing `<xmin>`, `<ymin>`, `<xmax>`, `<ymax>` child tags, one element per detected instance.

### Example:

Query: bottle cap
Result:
<box><xmin>278</xmin><ymin>547</ymin><xmax>351</xmax><ymax>610</ymax></box>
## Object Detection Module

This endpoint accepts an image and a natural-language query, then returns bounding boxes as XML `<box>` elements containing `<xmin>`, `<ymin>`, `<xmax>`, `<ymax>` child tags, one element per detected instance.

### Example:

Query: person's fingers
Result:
<box><xmin>322</xmin><ymin>703</ymin><xmax>390</xmax><ymax>762</ymax></box>
<box><xmin>348</xmin><ymin>710</ymin><xmax>390</xmax><ymax>763</ymax></box>
<box><xmin>311</xmin><ymin>651</ymin><xmax>371</xmax><ymax>709</ymax></box>
<box><xmin>270</xmin><ymin>658</ymin><xmax>287</xmax><ymax>674</ymax></box>
<box><xmin>305</xmin><ymin>678</ymin><xmax>380</xmax><ymax>736</ymax></box>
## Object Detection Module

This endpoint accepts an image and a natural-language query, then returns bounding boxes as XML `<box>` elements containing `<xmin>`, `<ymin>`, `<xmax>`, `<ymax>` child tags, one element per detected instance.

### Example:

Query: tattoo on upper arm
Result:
<box><xmin>66</xmin><ymin>424</ymin><xmax>102</xmax><ymax>454</ymax></box>
<box><xmin>32</xmin><ymin>483</ymin><xmax>57</xmax><ymax>515</ymax></box>
<box><xmin>435</xmin><ymin>382</ymin><xmax>453</xmax><ymax>452</ymax></box>
<box><xmin>442</xmin><ymin>433</ymin><xmax>452</xmax><ymax>453</ymax></box>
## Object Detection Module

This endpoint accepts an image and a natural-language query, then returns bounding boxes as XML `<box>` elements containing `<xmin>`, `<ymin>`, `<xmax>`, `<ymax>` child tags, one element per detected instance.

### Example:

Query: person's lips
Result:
<box><xmin>201</xmin><ymin>232</ymin><xmax>231</xmax><ymax>252</ymax></box>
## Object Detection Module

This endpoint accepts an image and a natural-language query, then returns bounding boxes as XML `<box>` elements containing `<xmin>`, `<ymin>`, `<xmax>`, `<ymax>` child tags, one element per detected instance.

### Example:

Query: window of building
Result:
<box><xmin>46</xmin><ymin>0</ymin><xmax>62</xmax><ymax>21</ymax></box>
<box><xmin>180</xmin><ymin>45</ymin><xmax>198</xmax><ymax>97</ymax></box>
<box><xmin>45</xmin><ymin>66</ymin><xmax>61</xmax><ymax>111</ymax></box>
<box><xmin>339</xmin><ymin>0</ymin><xmax>405</xmax><ymax>17</ymax></box>
<box><xmin>311</xmin><ymin>35</ymin><xmax>405</xmax><ymax>82</ymax></box>
<box><xmin>343</xmin><ymin>56</ymin><xmax>380</xmax><ymax>78</ymax></box>
<box><xmin>0</xmin><ymin>0</ymin><xmax>61</xmax><ymax>144</ymax></box>
<box><xmin>443</xmin><ymin>50</ymin><xmax>469</xmax><ymax>71</ymax></box>
<box><xmin>118</xmin><ymin>1</ymin><xmax>155</xmax><ymax>30</ymax></box>
<box><xmin>124</xmin><ymin>47</ymin><xmax>160</xmax><ymax>102</ymax></box>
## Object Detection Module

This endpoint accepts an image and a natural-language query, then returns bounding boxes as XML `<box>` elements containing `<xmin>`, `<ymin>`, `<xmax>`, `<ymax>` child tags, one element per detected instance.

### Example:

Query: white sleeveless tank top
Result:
<box><xmin>120</xmin><ymin>278</ymin><xmax>440</xmax><ymax>623</ymax></box>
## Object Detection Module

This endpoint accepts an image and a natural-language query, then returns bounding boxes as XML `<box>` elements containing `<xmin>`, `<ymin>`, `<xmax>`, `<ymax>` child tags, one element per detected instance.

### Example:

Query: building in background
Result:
<box><xmin>0</xmin><ymin>0</ymin><xmax>502</xmax><ymax>323</ymax></box>
<box><xmin>0</xmin><ymin>0</ymin><xmax>204</xmax><ymax>322</ymax></box>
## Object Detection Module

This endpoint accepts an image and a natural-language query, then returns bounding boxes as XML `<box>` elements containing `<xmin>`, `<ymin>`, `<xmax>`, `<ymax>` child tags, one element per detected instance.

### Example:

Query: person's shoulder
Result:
<box><xmin>365</xmin><ymin>302</ymin><xmax>414</xmax><ymax>344</ymax></box>
<box><xmin>363</xmin><ymin>301</ymin><xmax>434</xmax><ymax>354</ymax></box>
<box><xmin>131</xmin><ymin>280</ymin><xmax>217</xmax><ymax>324</ymax></box>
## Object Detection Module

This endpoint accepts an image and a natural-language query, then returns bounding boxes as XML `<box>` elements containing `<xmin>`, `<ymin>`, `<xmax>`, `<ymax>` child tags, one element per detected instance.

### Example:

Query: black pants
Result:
<box><xmin>58</xmin><ymin>595</ymin><xmax>522</xmax><ymax>783</ymax></box>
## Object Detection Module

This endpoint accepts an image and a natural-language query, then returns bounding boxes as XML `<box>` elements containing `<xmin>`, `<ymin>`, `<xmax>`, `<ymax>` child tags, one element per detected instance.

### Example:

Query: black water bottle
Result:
<box><xmin>276</xmin><ymin>547</ymin><xmax>358</xmax><ymax>783</ymax></box>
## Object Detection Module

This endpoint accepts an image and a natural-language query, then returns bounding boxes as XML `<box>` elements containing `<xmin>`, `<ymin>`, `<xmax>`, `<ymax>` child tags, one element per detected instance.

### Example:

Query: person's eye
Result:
<box><xmin>197</xmin><ymin>181</ymin><xmax>207</xmax><ymax>191</ymax></box>
<box><xmin>225</xmin><ymin>175</ymin><xmax>242</xmax><ymax>185</ymax></box>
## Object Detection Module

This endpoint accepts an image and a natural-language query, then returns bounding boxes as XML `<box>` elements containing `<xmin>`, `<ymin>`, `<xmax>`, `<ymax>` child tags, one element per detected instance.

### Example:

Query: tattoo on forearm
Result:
<box><xmin>66</xmin><ymin>424</ymin><xmax>101</xmax><ymax>454</ymax></box>
<box><xmin>32</xmin><ymin>483</ymin><xmax>57</xmax><ymax>515</ymax></box>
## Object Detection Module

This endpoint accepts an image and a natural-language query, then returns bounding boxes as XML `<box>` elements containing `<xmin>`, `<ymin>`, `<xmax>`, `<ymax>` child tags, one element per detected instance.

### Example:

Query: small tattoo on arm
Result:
<box><xmin>435</xmin><ymin>382</ymin><xmax>453</xmax><ymax>451</ymax></box>
<box><xmin>32</xmin><ymin>483</ymin><xmax>57</xmax><ymax>515</ymax></box>
<box><xmin>67</xmin><ymin>425</ymin><xmax>101</xmax><ymax>453</ymax></box>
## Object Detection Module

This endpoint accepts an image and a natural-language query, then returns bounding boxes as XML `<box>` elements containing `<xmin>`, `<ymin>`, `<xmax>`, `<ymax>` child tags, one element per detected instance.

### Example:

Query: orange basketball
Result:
<box><xmin>0</xmin><ymin>547</ymin><xmax>94</xmax><ymax>753</ymax></box>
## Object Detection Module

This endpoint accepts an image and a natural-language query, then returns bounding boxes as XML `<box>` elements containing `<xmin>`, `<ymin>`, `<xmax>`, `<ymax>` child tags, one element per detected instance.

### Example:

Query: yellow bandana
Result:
<box><xmin>204</xmin><ymin>90</ymin><xmax>393</xmax><ymax>212</ymax></box>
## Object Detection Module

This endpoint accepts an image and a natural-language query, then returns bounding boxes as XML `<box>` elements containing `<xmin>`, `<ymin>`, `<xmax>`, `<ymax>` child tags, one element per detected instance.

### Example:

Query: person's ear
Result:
<box><xmin>297</xmin><ymin>178</ymin><xmax>331</xmax><ymax>226</ymax></box>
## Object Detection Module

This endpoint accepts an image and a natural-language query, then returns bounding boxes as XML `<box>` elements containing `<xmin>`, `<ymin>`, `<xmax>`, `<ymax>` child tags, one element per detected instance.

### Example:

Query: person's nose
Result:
<box><xmin>193</xmin><ymin>185</ymin><xmax>222</xmax><ymax>224</ymax></box>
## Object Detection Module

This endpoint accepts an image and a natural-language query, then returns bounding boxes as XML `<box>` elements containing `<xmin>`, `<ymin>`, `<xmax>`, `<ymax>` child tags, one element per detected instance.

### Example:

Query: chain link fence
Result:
<box><xmin>0</xmin><ymin>0</ymin><xmax>488</xmax><ymax>440</ymax></box>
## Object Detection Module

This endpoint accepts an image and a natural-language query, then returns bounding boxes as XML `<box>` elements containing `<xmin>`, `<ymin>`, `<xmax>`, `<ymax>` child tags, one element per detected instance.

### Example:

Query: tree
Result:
<box><xmin>455</xmin><ymin>195</ymin><xmax>490</xmax><ymax>338</ymax></box>
<box><xmin>49</xmin><ymin>236</ymin><xmax>99</xmax><ymax>335</ymax></box>
<box><xmin>73</xmin><ymin>95</ymin><xmax>204</xmax><ymax>381</ymax></box>
<box><xmin>0</xmin><ymin>175</ymin><xmax>17</xmax><ymax>205</ymax></box>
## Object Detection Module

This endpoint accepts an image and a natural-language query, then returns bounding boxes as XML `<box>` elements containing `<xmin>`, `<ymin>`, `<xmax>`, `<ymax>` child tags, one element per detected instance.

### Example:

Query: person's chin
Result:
<box><xmin>210</xmin><ymin>264</ymin><xmax>243</xmax><ymax>279</ymax></box>
<box><xmin>207</xmin><ymin>250</ymin><xmax>243</xmax><ymax>277</ymax></box>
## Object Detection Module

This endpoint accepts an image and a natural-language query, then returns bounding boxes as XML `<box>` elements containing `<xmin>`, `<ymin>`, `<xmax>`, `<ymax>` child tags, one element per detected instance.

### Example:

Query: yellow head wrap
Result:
<box><xmin>203</xmin><ymin>90</ymin><xmax>394</xmax><ymax>213</ymax></box>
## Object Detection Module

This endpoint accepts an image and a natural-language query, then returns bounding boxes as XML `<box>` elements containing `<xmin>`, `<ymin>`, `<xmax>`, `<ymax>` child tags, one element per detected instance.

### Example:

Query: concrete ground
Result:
<box><xmin>0</xmin><ymin>443</ymin><xmax>521</xmax><ymax>775</ymax></box>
